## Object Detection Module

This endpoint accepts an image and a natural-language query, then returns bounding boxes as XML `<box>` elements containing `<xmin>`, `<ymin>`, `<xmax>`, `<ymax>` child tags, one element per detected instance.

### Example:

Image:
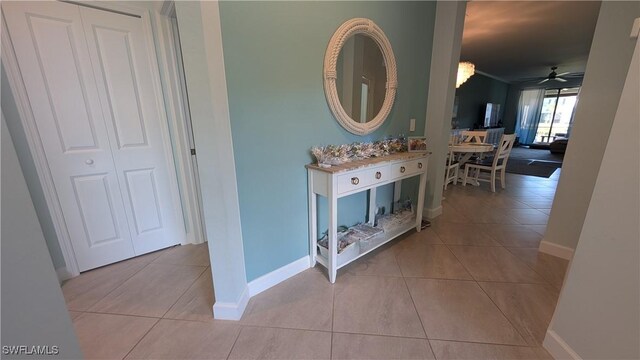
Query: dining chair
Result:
<box><xmin>461</xmin><ymin>130</ymin><xmax>488</xmax><ymax>144</ymax></box>
<box><xmin>444</xmin><ymin>148</ymin><xmax>459</xmax><ymax>190</ymax></box>
<box><xmin>462</xmin><ymin>134</ymin><xmax>516</xmax><ymax>192</ymax></box>
<box><xmin>461</xmin><ymin>130</ymin><xmax>489</xmax><ymax>160</ymax></box>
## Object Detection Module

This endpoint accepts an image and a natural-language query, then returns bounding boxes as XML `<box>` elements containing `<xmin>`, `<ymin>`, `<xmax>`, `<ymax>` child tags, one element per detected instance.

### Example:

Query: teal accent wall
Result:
<box><xmin>453</xmin><ymin>73</ymin><xmax>509</xmax><ymax>130</ymax></box>
<box><xmin>219</xmin><ymin>1</ymin><xmax>436</xmax><ymax>281</ymax></box>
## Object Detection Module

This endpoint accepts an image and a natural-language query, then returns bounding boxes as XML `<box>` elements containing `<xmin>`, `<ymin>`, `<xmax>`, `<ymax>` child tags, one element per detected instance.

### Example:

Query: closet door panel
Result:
<box><xmin>80</xmin><ymin>7</ymin><xmax>184</xmax><ymax>255</ymax></box>
<box><xmin>90</xmin><ymin>25</ymin><xmax>148</xmax><ymax>148</ymax></box>
<box><xmin>3</xmin><ymin>2</ymin><xmax>136</xmax><ymax>271</ymax></box>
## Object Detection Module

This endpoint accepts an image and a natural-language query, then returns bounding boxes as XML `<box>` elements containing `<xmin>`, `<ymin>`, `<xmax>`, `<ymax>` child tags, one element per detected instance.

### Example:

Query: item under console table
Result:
<box><xmin>306</xmin><ymin>152</ymin><xmax>430</xmax><ymax>283</ymax></box>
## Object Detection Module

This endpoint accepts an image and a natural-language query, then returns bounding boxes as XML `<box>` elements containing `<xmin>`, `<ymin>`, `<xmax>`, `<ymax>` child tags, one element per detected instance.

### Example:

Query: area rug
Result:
<box><xmin>509</xmin><ymin>146</ymin><xmax>564</xmax><ymax>162</ymax></box>
<box><xmin>505</xmin><ymin>159</ymin><xmax>562</xmax><ymax>178</ymax></box>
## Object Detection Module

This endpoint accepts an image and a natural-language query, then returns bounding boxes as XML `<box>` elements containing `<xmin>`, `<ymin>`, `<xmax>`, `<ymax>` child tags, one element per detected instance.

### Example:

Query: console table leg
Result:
<box><xmin>416</xmin><ymin>171</ymin><xmax>427</xmax><ymax>232</ymax></box>
<box><xmin>308</xmin><ymin>172</ymin><xmax>317</xmax><ymax>267</ymax></box>
<box><xmin>393</xmin><ymin>180</ymin><xmax>402</xmax><ymax>202</ymax></box>
<box><xmin>328</xmin><ymin>179</ymin><xmax>338</xmax><ymax>284</ymax></box>
<box><xmin>368</xmin><ymin>188</ymin><xmax>377</xmax><ymax>226</ymax></box>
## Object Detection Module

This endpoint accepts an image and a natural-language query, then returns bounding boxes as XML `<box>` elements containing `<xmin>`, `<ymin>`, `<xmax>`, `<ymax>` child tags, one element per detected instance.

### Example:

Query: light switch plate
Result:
<box><xmin>409</xmin><ymin>118</ymin><xmax>416</xmax><ymax>132</ymax></box>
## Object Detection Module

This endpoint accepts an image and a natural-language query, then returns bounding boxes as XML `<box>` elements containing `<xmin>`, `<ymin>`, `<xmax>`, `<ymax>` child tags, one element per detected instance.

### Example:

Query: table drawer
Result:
<box><xmin>391</xmin><ymin>158</ymin><xmax>425</xmax><ymax>179</ymax></box>
<box><xmin>337</xmin><ymin>165</ymin><xmax>390</xmax><ymax>194</ymax></box>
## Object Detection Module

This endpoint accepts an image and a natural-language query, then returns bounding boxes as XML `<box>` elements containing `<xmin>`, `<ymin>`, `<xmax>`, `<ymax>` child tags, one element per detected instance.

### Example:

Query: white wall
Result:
<box><xmin>544</xmin><ymin>24</ymin><xmax>639</xmax><ymax>359</ymax></box>
<box><xmin>541</xmin><ymin>1</ymin><xmax>640</xmax><ymax>253</ymax></box>
<box><xmin>1</xmin><ymin>65</ymin><xmax>66</xmax><ymax>270</ymax></box>
<box><xmin>1</xmin><ymin>114</ymin><xmax>82</xmax><ymax>359</ymax></box>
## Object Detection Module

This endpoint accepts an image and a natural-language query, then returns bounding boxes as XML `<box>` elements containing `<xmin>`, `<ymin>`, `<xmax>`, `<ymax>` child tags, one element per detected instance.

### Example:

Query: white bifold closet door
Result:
<box><xmin>4</xmin><ymin>2</ymin><xmax>184</xmax><ymax>271</ymax></box>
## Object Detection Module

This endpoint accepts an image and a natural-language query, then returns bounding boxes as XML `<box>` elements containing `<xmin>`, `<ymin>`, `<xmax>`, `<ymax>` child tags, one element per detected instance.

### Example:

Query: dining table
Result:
<box><xmin>448</xmin><ymin>142</ymin><xmax>495</xmax><ymax>185</ymax></box>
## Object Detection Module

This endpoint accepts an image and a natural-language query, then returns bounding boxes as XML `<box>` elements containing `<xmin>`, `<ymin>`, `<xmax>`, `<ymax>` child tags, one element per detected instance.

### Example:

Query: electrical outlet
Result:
<box><xmin>409</xmin><ymin>118</ymin><xmax>416</xmax><ymax>132</ymax></box>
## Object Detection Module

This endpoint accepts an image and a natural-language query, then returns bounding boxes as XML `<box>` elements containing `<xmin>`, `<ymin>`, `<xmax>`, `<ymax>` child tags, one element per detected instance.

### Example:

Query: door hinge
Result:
<box><xmin>190</xmin><ymin>149</ymin><xmax>196</xmax><ymax>156</ymax></box>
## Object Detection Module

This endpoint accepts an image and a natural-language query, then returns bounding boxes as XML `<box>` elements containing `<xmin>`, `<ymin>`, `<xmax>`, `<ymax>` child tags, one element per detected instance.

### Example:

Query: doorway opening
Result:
<box><xmin>534</xmin><ymin>87</ymin><xmax>580</xmax><ymax>144</ymax></box>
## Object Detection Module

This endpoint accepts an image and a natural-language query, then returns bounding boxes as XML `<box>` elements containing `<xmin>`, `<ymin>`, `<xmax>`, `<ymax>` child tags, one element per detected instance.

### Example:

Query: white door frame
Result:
<box><xmin>153</xmin><ymin>1</ymin><xmax>207</xmax><ymax>246</ymax></box>
<box><xmin>1</xmin><ymin>1</ymin><xmax>198</xmax><ymax>277</ymax></box>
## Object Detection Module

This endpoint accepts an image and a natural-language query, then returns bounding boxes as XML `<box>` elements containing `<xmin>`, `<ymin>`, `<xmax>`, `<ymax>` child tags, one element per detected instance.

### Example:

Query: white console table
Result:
<box><xmin>306</xmin><ymin>152</ymin><xmax>430</xmax><ymax>283</ymax></box>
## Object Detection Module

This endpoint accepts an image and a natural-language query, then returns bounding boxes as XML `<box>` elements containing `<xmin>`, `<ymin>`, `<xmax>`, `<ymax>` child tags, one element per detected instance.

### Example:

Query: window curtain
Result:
<box><xmin>515</xmin><ymin>89</ymin><xmax>545</xmax><ymax>144</ymax></box>
<box><xmin>565</xmin><ymin>88</ymin><xmax>582</xmax><ymax>138</ymax></box>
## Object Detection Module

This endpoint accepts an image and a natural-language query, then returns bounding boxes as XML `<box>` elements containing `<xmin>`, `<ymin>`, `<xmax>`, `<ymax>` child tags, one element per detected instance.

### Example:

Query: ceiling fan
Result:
<box><xmin>529</xmin><ymin>66</ymin><xmax>583</xmax><ymax>84</ymax></box>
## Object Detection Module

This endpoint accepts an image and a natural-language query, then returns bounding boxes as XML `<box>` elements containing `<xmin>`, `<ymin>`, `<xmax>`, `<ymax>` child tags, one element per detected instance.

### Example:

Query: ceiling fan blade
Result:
<box><xmin>555</xmin><ymin>72</ymin><xmax>571</xmax><ymax>77</ymax></box>
<box><xmin>555</xmin><ymin>77</ymin><xmax>568</xmax><ymax>82</ymax></box>
<box><xmin>538</xmin><ymin>78</ymin><xmax>550</xmax><ymax>84</ymax></box>
<box><xmin>519</xmin><ymin>77</ymin><xmax>543</xmax><ymax>82</ymax></box>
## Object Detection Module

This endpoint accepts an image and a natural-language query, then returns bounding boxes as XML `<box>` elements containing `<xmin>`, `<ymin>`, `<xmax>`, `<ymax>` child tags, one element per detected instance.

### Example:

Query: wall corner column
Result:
<box><xmin>175</xmin><ymin>1</ymin><xmax>248</xmax><ymax>320</ymax></box>
<box><xmin>423</xmin><ymin>1</ymin><xmax>467</xmax><ymax>216</ymax></box>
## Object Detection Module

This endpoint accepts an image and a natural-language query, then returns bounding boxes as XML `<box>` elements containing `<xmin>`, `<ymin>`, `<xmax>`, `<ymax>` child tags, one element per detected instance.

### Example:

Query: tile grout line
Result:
<box><xmin>442</xmin><ymin>242</ymin><xmax>482</xmax><ymax>283</ymax></box>
<box><xmin>400</xmin><ymin>274</ymin><xmax>431</xmax><ymax>342</ymax></box>
<box><xmin>83</xmin><ymin>263</ymin><xmax>208</xmax><ymax>316</ymax></box>
<box><xmin>225</xmin><ymin>325</ymin><xmax>245</xmax><ymax>360</ymax></box>
<box><xmin>442</xmin><ymin>240</ymin><xmax>527</xmax><ymax>344</ymax></box>
<box><xmin>441</xmin><ymin>220</ymin><xmax>555</xmax><ymax>287</ymax></box>
<box><xmin>66</xmin><ymin>247</ymin><xmax>174</xmax><ymax>312</ymax></box>
<box><xmin>122</xmin><ymin>317</ymin><xmax>161</xmax><ymax>359</ymax></box>
<box><xmin>475</xmin><ymin>280</ymin><xmax>534</xmax><ymax>347</ymax></box>
<box><xmin>160</xmin><ymin>266</ymin><xmax>209</xmax><ymax>319</ymax></box>
<box><xmin>75</xmin><ymin>310</ymin><xmax>161</xmax><ymax>321</ymax></box>
<box><xmin>235</xmin><ymin>322</ymin><xmax>332</xmax><ymax>335</ymax></box>
<box><xmin>77</xmin><ymin>258</ymin><xmax>157</xmax><ymax>313</ymax></box>
<box><xmin>329</xmin><ymin>328</ymin><xmax>334</xmax><ymax>360</ymax></box>
<box><xmin>503</xmin><ymin>246</ymin><xmax>559</xmax><ymax>289</ymax></box>
<box><xmin>427</xmin><ymin>337</ymin><xmax>546</xmax><ymax>349</ymax></box>
<box><xmin>443</xmin><ymin>241</ymin><xmax>534</xmax><ymax>347</ymax></box>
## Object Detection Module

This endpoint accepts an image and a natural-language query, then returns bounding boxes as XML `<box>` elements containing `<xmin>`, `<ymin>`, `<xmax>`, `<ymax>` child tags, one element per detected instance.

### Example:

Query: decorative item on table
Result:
<box><xmin>377</xmin><ymin>198</ymin><xmax>415</xmax><ymax>232</ymax></box>
<box><xmin>310</xmin><ymin>137</ymin><xmax>410</xmax><ymax>167</ymax></box>
<box><xmin>408</xmin><ymin>136</ymin><xmax>428</xmax><ymax>152</ymax></box>
<box><xmin>376</xmin><ymin>210</ymin><xmax>415</xmax><ymax>232</ymax></box>
<box><xmin>311</xmin><ymin>144</ymin><xmax>350</xmax><ymax>167</ymax></box>
<box><xmin>317</xmin><ymin>226</ymin><xmax>354</xmax><ymax>254</ymax></box>
<box><xmin>372</xmin><ymin>140</ymin><xmax>391</xmax><ymax>157</ymax></box>
<box><xmin>351</xmin><ymin>223</ymin><xmax>383</xmax><ymax>240</ymax></box>
<box><xmin>349</xmin><ymin>142</ymin><xmax>376</xmax><ymax>160</ymax></box>
<box><xmin>389</xmin><ymin>138</ymin><xmax>404</xmax><ymax>153</ymax></box>
<box><xmin>317</xmin><ymin>223</ymin><xmax>382</xmax><ymax>255</ymax></box>
<box><xmin>373</xmin><ymin>205</ymin><xmax>386</xmax><ymax>227</ymax></box>
<box><xmin>393</xmin><ymin>197</ymin><xmax>414</xmax><ymax>215</ymax></box>
<box><xmin>397</xmin><ymin>134</ymin><xmax>408</xmax><ymax>152</ymax></box>
<box><xmin>356</xmin><ymin>223</ymin><xmax>384</xmax><ymax>253</ymax></box>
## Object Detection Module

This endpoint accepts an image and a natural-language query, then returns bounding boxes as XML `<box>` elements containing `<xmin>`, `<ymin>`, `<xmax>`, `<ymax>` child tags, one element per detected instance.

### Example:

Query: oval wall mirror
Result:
<box><xmin>323</xmin><ymin>18</ymin><xmax>397</xmax><ymax>135</ymax></box>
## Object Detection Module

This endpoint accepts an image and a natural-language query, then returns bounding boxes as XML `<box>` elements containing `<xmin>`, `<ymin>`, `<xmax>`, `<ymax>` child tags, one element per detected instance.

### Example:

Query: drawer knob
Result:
<box><xmin>400</xmin><ymin>166</ymin><xmax>406</xmax><ymax>173</ymax></box>
<box><xmin>375</xmin><ymin>171</ymin><xmax>382</xmax><ymax>179</ymax></box>
<box><xmin>418</xmin><ymin>162</ymin><xmax>423</xmax><ymax>169</ymax></box>
<box><xmin>351</xmin><ymin>177</ymin><xmax>360</xmax><ymax>185</ymax></box>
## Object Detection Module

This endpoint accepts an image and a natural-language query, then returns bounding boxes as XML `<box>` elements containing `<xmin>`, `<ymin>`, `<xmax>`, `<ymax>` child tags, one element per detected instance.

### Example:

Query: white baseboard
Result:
<box><xmin>56</xmin><ymin>267</ymin><xmax>73</xmax><ymax>283</ymax></box>
<box><xmin>539</xmin><ymin>240</ymin><xmax>574</xmax><ymax>260</ymax></box>
<box><xmin>248</xmin><ymin>255</ymin><xmax>310</xmax><ymax>297</ymax></box>
<box><xmin>212</xmin><ymin>286</ymin><xmax>250</xmax><ymax>321</ymax></box>
<box><xmin>543</xmin><ymin>330</ymin><xmax>581</xmax><ymax>359</ymax></box>
<box><xmin>211</xmin><ymin>255</ymin><xmax>311</xmax><ymax>321</ymax></box>
<box><xmin>423</xmin><ymin>205</ymin><xmax>442</xmax><ymax>219</ymax></box>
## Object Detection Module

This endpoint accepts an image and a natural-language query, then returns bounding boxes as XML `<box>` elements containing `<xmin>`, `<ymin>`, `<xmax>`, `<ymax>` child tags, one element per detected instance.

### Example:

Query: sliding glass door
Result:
<box><xmin>534</xmin><ymin>87</ymin><xmax>580</xmax><ymax>143</ymax></box>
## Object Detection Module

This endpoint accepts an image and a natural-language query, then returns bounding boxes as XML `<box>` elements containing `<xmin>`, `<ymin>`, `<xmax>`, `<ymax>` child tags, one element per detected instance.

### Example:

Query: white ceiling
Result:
<box><xmin>461</xmin><ymin>1</ymin><xmax>601</xmax><ymax>83</ymax></box>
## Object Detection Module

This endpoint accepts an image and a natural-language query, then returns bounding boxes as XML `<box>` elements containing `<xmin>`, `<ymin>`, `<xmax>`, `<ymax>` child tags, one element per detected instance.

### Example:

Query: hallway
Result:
<box><xmin>64</xmin><ymin>171</ymin><xmax>567</xmax><ymax>359</ymax></box>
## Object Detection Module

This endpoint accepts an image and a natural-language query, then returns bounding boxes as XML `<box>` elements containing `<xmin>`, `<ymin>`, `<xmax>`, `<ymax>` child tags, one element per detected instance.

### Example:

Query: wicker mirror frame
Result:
<box><xmin>323</xmin><ymin>18</ymin><xmax>397</xmax><ymax>135</ymax></box>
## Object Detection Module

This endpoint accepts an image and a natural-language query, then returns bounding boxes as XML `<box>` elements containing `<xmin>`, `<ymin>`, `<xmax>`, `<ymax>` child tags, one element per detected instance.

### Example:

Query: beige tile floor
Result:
<box><xmin>63</xmin><ymin>171</ymin><xmax>569</xmax><ymax>359</ymax></box>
